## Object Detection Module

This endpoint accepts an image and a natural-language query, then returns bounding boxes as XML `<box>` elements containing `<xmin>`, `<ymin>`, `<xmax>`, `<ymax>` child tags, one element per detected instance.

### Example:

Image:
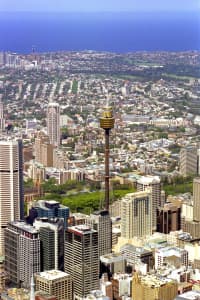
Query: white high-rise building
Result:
<box><xmin>121</xmin><ymin>190</ymin><xmax>152</xmax><ymax>238</ymax></box>
<box><xmin>0</xmin><ymin>139</ymin><xmax>24</xmax><ymax>255</ymax></box>
<box><xmin>0</xmin><ymin>96</ymin><xmax>5</xmax><ymax>132</ymax></box>
<box><xmin>137</xmin><ymin>176</ymin><xmax>161</xmax><ymax>230</ymax></box>
<box><xmin>193</xmin><ymin>177</ymin><xmax>200</xmax><ymax>222</ymax></box>
<box><xmin>47</xmin><ymin>101</ymin><xmax>60</xmax><ymax>146</ymax></box>
<box><xmin>5</xmin><ymin>221</ymin><xmax>40</xmax><ymax>288</ymax></box>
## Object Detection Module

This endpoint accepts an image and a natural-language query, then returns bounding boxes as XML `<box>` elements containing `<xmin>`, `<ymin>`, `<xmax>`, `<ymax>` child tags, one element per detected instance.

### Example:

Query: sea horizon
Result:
<box><xmin>0</xmin><ymin>11</ymin><xmax>200</xmax><ymax>54</ymax></box>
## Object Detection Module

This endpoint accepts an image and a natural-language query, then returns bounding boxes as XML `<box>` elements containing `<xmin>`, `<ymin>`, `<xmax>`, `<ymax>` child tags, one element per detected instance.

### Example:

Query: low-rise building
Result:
<box><xmin>35</xmin><ymin>270</ymin><xmax>73</xmax><ymax>300</ymax></box>
<box><xmin>132</xmin><ymin>272</ymin><xmax>178</xmax><ymax>300</ymax></box>
<box><xmin>155</xmin><ymin>247</ymin><xmax>188</xmax><ymax>270</ymax></box>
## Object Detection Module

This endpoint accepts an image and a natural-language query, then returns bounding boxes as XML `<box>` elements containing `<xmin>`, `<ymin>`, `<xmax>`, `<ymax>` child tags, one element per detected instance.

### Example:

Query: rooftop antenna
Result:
<box><xmin>49</xmin><ymin>94</ymin><xmax>53</xmax><ymax>103</ymax></box>
<box><xmin>106</xmin><ymin>92</ymin><xmax>110</xmax><ymax>107</ymax></box>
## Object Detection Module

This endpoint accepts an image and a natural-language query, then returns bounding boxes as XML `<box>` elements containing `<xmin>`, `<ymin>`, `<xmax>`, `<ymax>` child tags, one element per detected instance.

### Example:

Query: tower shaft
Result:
<box><xmin>105</xmin><ymin>129</ymin><xmax>110</xmax><ymax>211</ymax></box>
<box><xmin>100</xmin><ymin>105</ymin><xmax>115</xmax><ymax>211</ymax></box>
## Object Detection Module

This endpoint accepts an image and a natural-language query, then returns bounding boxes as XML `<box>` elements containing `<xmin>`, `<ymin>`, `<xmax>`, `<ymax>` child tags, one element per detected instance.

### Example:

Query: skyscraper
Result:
<box><xmin>47</xmin><ymin>101</ymin><xmax>60</xmax><ymax>147</ymax></box>
<box><xmin>121</xmin><ymin>190</ymin><xmax>152</xmax><ymax>238</ymax></box>
<box><xmin>193</xmin><ymin>177</ymin><xmax>200</xmax><ymax>222</ymax></box>
<box><xmin>34</xmin><ymin>132</ymin><xmax>54</xmax><ymax>167</ymax></box>
<box><xmin>137</xmin><ymin>176</ymin><xmax>161</xmax><ymax>230</ymax></box>
<box><xmin>180</xmin><ymin>146</ymin><xmax>198</xmax><ymax>177</ymax></box>
<box><xmin>0</xmin><ymin>96</ymin><xmax>5</xmax><ymax>132</ymax></box>
<box><xmin>157</xmin><ymin>203</ymin><xmax>181</xmax><ymax>234</ymax></box>
<box><xmin>0</xmin><ymin>139</ymin><xmax>24</xmax><ymax>255</ymax></box>
<box><xmin>86</xmin><ymin>211</ymin><xmax>112</xmax><ymax>257</ymax></box>
<box><xmin>64</xmin><ymin>225</ymin><xmax>99</xmax><ymax>298</ymax></box>
<box><xmin>34</xmin><ymin>218</ymin><xmax>64</xmax><ymax>271</ymax></box>
<box><xmin>5</xmin><ymin>221</ymin><xmax>40</xmax><ymax>288</ymax></box>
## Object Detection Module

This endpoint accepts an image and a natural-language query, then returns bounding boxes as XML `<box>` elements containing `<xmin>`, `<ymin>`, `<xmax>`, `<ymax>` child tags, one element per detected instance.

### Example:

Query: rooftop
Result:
<box><xmin>139</xmin><ymin>274</ymin><xmax>176</xmax><ymax>288</ymax></box>
<box><xmin>175</xmin><ymin>290</ymin><xmax>200</xmax><ymax>299</ymax></box>
<box><xmin>68</xmin><ymin>225</ymin><xmax>96</xmax><ymax>235</ymax></box>
<box><xmin>48</xmin><ymin>102</ymin><xmax>59</xmax><ymax>107</ymax></box>
<box><xmin>120</xmin><ymin>243</ymin><xmax>152</xmax><ymax>255</ymax></box>
<box><xmin>36</xmin><ymin>270</ymin><xmax>70</xmax><ymax>281</ymax></box>
<box><xmin>34</xmin><ymin>199</ymin><xmax>68</xmax><ymax>210</ymax></box>
<box><xmin>156</xmin><ymin>246</ymin><xmax>187</xmax><ymax>257</ymax></box>
<box><xmin>100</xmin><ymin>253</ymin><xmax>124</xmax><ymax>264</ymax></box>
<box><xmin>137</xmin><ymin>175</ymin><xmax>160</xmax><ymax>185</ymax></box>
<box><xmin>11</xmin><ymin>221</ymin><xmax>38</xmax><ymax>234</ymax></box>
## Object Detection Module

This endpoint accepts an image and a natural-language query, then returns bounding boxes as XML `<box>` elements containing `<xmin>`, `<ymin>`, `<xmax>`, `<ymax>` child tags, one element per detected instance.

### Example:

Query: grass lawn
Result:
<box><xmin>45</xmin><ymin>188</ymin><xmax>135</xmax><ymax>214</ymax></box>
<box><xmin>163</xmin><ymin>182</ymin><xmax>193</xmax><ymax>196</ymax></box>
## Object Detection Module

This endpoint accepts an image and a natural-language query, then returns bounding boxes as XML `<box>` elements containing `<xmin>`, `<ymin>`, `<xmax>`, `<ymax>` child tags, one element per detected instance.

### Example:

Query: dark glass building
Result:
<box><xmin>27</xmin><ymin>200</ymin><xmax>69</xmax><ymax>228</ymax></box>
<box><xmin>34</xmin><ymin>218</ymin><xmax>64</xmax><ymax>271</ymax></box>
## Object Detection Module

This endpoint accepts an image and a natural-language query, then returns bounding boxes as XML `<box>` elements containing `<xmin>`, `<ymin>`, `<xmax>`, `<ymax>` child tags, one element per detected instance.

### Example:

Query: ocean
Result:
<box><xmin>0</xmin><ymin>12</ymin><xmax>200</xmax><ymax>53</ymax></box>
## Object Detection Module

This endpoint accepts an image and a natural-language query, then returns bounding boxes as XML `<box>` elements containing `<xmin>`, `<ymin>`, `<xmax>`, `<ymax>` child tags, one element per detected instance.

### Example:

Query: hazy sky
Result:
<box><xmin>1</xmin><ymin>0</ymin><xmax>199</xmax><ymax>12</ymax></box>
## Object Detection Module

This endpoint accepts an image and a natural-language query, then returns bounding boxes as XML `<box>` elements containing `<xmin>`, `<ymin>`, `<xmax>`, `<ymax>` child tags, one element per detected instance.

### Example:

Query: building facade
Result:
<box><xmin>119</xmin><ymin>244</ymin><xmax>154</xmax><ymax>273</ymax></box>
<box><xmin>100</xmin><ymin>253</ymin><xmax>126</xmax><ymax>276</ymax></box>
<box><xmin>0</xmin><ymin>139</ymin><xmax>24</xmax><ymax>255</ymax></box>
<box><xmin>64</xmin><ymin>225</ymin><xmax>99</xmax><ymax>299</ymax></box>
<box><xmin>193</xmin><ymin>177</ymin><xmax>200</xmax><ymax>222</ymax></box>
<box><xmin>4</xmin><ymin>221</ymin><xmax>40</xmax><ymax>288</ymax></box>
<box><xmin>132</xmin><ymin>272</ymin><xmax>178</xmax><ymax>300</ymax></box>
<box><xmin>0</xmin><ymin>97</ymin><xmax>5</xmax><ymax>132</ymax></box>
<box><xmin>34</xmin><ymin>133</ymin><xmax>54</xmax><ymax>167</ymax></box>
<box><xmin>112</xmin><ymin>273</ymin><xmax>132</xmax><ymax>300</ymax></box>
<box><xmin>155</xmin><ymin>247</ymin><xmax>188</xmax><ymax>270</ymax></box>
<box><xmin>35</xmin><ymin>270</ymin><xmax>73</xmax><ymax>300</ymax></box>
<box><xmin>47</xmin><ymin>102</ymin><xmax>60</xmax><ymax>147</ymax></box>
<box><xmin>86</xmin><ymin>210</ymin><xmax>112</xmax><ymax>257</ymax></box>
<box><xmin>157</xmin><ymin>203</ymin><xmax>181</xmax><ymax>234</ymax></box>
<box><xmin>121</xmin><ymin>191</ymin><xmax>152</xmax><ymax>238</ymax></box>
<box><xmin>137</xmin><ymin>176</ymin><xmax>161</xmax><ymax>230</ymax></box>
<box><xmin>180</xmin><ymin>146</ymin><xmax>198</xmax><ymax>177</ymax></box>
<box><xmin>28</xmin><ymin>200</ymin><xmax>69</xmax><ymax>228</ymax></box>
<box><xmin>34</xmin><ymin>218</ymin><xmax>64</xmax><ymax>271</ymax></box>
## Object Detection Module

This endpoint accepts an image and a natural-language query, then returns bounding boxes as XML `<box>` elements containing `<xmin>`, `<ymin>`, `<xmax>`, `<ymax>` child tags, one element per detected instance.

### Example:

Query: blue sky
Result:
<box><xmin>0</xmin><ymin>0</ymin><xmax>199</xmax><ymax>12</ymax></box>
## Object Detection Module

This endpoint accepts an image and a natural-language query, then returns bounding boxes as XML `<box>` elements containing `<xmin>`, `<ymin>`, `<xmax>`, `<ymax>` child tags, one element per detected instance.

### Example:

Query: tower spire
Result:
<box><xmin>30</xmin><ymin>275</ymin><xmax>35</xmax><ymax>300</ymax></box>
<box><xmin>99</xmin><ymin>101</ymin><xmax>115</xmax><ymax>211</ymax></box>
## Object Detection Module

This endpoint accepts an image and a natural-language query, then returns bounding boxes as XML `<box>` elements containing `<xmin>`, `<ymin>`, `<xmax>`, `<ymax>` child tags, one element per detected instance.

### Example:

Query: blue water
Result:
<box><xmin>0</xmin><ymin>12</ymin><xmax>200</xmax><ymax>53</ymax></box>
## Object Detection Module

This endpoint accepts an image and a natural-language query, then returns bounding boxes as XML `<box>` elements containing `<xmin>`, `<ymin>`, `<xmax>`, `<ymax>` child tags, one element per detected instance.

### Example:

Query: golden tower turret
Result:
<box><xmin>100</xmin><ymin>105</ymin><xmax>115</xmax><ymax>130</ymax></box>
<box><xmin>99</xmin><ymin>102</ymin><xmax>115</xmax><ymax>211</ymax></box>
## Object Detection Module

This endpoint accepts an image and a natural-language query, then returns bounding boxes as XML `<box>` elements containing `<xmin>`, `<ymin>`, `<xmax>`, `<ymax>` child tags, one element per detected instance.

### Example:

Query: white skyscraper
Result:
<box><xmin>137</xmin><ymin>176</ymin><xmax>161</xmax><ymax>230</ymax></box>
<box><xmin>193</xmin><ymin>177</ymin><xmax>200</xmax><ymax>222</ymax></box>
<box><xmin>121</xmin><ymin>190</ymin><xmax>152</xmax><ymax>238</ymax></box>
<box><xmin>5</xmin><ymin>221</ymin><xmax>40</xmax><ymax>288</ymax></box>
<box><xmin>0</xmin><ymin>139</ymin><xmax>24</xmax><ymax>255</ymax></box>
<box><xmin>0</xmin><ymin>96</ymin><xmax>5</xmax><ymax>132</ymax></box>
<box><xmin>47</xmin><ymin>101</ymin><xmax>60</xmax><ymax>146</ymax></box>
